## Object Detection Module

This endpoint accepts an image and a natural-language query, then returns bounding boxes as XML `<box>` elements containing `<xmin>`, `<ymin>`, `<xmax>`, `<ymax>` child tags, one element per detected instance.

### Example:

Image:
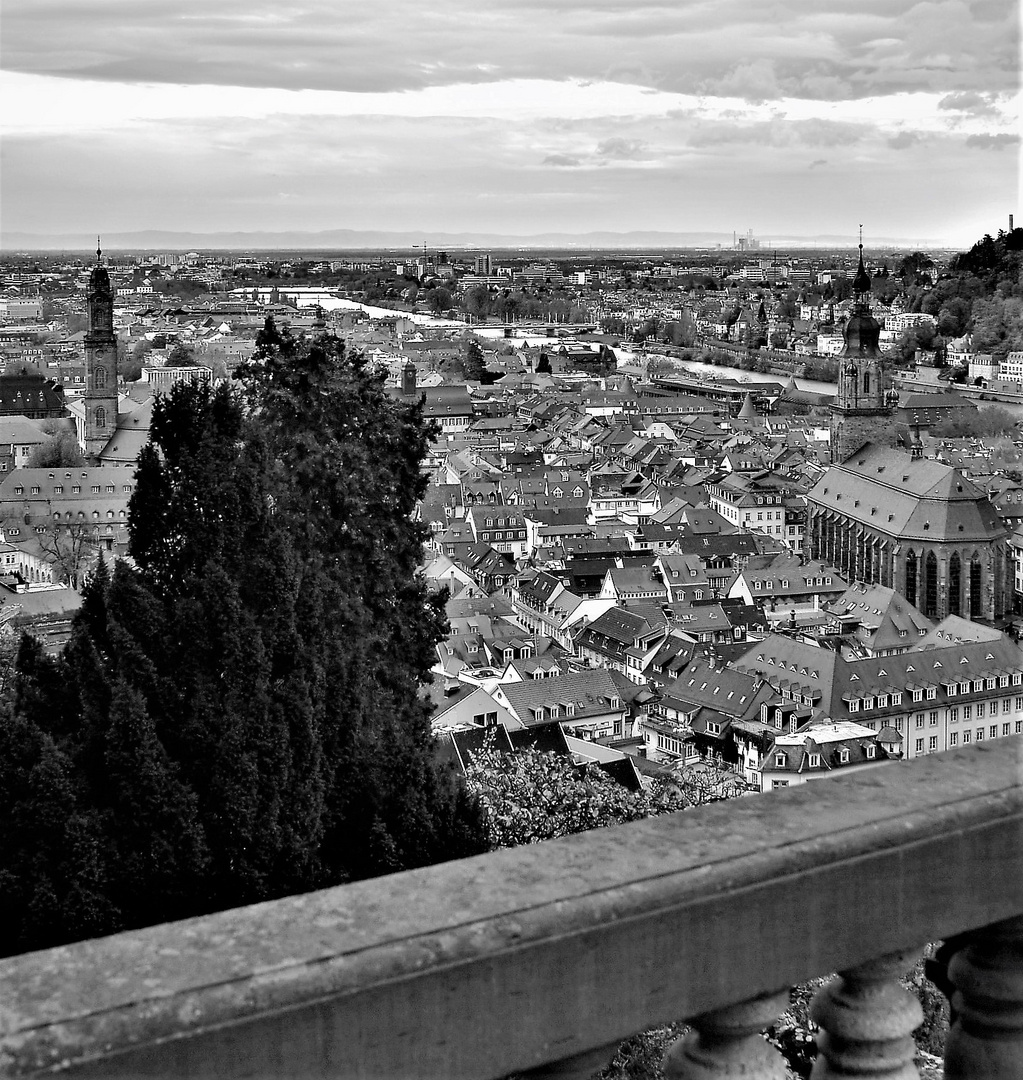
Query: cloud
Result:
<box><xmin>938</xmin><ymin>91</ymin><xmax>1000</xmax><ymax>116</ymax></box>
<box><xmin>2</xmin><ymin>0</ymin><xmax>1018</xmax><ymax>101</ymax></box>
<box><xmin>595</xmin><ymin>137</ymin><xmax>648</xmax><ymax>160</ymax></box>
<box><xmin>965</xmin><ymin>132</ymin><xmax>1021</xmax><ymax>150</ymax></box>
<box><xmin>887</xmin><ymin>130</ymin><xmax>921</xmax><ymax>149</ymax></box>
<box><xmin>686</xmin><ymin>116</ymin><xmax>868</xmax><ymax>149</ymax></box>
<box><xmin>808</xmin><ymin>158</ymin><xmax>828</xmax><ymax>169</ymax></box>
<box><xmin>541</xmin><ymin>152</ymin><xmax>583</xmax><ymax>167</ymax></box>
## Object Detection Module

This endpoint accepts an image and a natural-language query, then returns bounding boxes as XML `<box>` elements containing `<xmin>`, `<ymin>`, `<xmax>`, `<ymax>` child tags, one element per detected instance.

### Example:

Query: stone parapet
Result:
<box><xmin>1</xmin><ymin>738</ymin><xmax>1021</xmax><ymax>1078</ymax></box>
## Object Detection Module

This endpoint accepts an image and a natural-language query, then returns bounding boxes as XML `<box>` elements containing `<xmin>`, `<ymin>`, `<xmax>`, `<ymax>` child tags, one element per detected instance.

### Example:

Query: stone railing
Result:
<box><xmin>1</xmin><ymin>738</ymin><xmax>1021</xmax><ymax>1079</ymax></box>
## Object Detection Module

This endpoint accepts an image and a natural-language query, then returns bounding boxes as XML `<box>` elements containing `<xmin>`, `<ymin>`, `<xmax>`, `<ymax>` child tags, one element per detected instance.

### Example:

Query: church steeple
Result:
<box><xmin>829</xmin><ymin>227</ymin><xmax>892</xmax><ymax>463</ymax></box>
<box><xmin>841</xmin><ymin>228</ymin><xmax>882</xmax><ymax>359</ymax></box>
<box><xmin>84</xmin><ymin>238</ymin><xmax>118</xmax><ymax>462</ymax></box>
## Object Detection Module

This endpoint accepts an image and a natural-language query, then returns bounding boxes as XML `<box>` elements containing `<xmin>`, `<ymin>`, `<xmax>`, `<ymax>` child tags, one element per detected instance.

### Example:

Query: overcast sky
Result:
<box><xmin>2</xmin><ymin>0</ymin><xmax>1020</xmax><ymax>246</ymax></box>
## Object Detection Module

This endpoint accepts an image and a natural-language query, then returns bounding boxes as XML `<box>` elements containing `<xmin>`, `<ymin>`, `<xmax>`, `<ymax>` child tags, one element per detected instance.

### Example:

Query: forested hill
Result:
<box><xmin>899</xmin><ymin>227</ymin><xmax>1023</xmax><ymax>357</ymax></box>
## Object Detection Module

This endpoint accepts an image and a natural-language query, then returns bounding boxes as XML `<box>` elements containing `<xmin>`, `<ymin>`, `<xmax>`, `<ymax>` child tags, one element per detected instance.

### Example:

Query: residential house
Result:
<box><xmin>726</xmin><ymin>554</ymin><xmax>847</xmax><ymax>614</ymax></box>
<box><xmin>760</xmin><ymin>720</ymin><xmax>894</xmax><ymax>792</ymax></box>
<box><xmin>574</xmin><ymin>606</ymin><xmax>669</xmax><ymax>682</ymax></box>
<box><xmin>491</xmin><ymin>667</ymin><xmax>631</xmax><ymax>741</ymax></box>
<box><xmin>465</xmin><ymin>505</ymin><xmax>529</xmax><ymax>559</ymax></box>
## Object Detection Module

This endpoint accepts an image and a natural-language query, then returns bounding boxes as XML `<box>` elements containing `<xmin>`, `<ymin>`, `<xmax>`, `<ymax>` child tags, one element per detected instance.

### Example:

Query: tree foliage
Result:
<box><xmin>931</xmin><ymin>404</ymin><xmax>1018</xmax><ymax>439</ymax></box>
<box><xmin>0</xmin><ymin>318</ymin><xmax>487</xmax><ymax>957</ymax></box>
<box><xmin>26</xmin><ymin>430</ymin><xmax>85</xmax><ymax>468</ymax></box>
<box><xmin>463</xmin><ymin>337</ymin><xmax>487</xmax><ymax>381</ymax></box>
<box><xmin>464</xmin><ymin>747</ymin><xmax>751</xmax><ymax>851</ymax></box>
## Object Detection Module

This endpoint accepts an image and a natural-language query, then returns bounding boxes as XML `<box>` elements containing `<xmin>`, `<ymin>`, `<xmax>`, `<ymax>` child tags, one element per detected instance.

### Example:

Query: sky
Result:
<box><xmin>1</xmin><ymin>0</ymin><xmax>1020</xmax><ymax>247</ymax></box>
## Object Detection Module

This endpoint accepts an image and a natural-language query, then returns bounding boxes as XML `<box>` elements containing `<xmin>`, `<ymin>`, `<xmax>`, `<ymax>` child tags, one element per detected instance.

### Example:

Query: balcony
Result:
<box><xmin>1</xmin><ymin>737</ymin><xmax>1021</xmax><ymax>1079</ymax></box>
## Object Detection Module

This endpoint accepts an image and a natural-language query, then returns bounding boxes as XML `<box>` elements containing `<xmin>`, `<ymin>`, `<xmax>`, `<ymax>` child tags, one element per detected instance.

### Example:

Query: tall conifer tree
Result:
<box><xmin>0</xmin><ymin>321</ymin><xmax>485</xmax><ymax>958</ymax></box>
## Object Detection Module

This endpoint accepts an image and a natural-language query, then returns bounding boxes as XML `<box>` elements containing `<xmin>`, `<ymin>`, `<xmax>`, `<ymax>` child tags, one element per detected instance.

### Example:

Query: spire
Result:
<box><xmin>853</xmin><ymin>224</ymin><xmax>871</xmax><ymax>297</ymax></box>
<box><xmin>96</xmin><ymin>236</ymin><xmax>102</xmax><ymax>264</ymax></box>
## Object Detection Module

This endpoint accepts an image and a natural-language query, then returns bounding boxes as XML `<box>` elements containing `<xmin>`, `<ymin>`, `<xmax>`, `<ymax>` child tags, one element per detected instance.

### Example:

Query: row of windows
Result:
<box><xmin>775</xmin><ymin>745</ymin><xmax>876</xmax><ymax>768</ymax></box>
<box><xmin>657</xmin><ymin>733</ymin><xmax>691</xmax><ymax>757</ymax></box>
<box><xmin>918</xmin><ymin>721</ymin><xmax>1023</xmax><ymax>752</ymax></box>
<box><xmin>945</xmin><ymin>675</ymin><xmax>1020</xmax><ymax>696</ymax></box>
<box><xmin>852</xmin><ymin>678</ymin><xmax>1023</xmax><ymax>713</ymax></box>
<box><xmin>52</xmin><ymin>510</ymin><xmax>125</xmax><ymax>520</ymax></box>
<box><xmin>481</xmin><ymin>530</ymin><xmax>525</xmax><ymax>541</ymax></box>
<box><xmin>753</xmin><ymin>576</ymin><xmax>832</xmax><ymax>591</ymax></box>
<box><xmin>948</xmin><ymin>698</ymin><xmax>1023</xmax><ymax>722</ymax></box>
<box><xmin>13</xmin><ymin>484</ymin><xmax>131</xmax><ymax>496</ymax></box>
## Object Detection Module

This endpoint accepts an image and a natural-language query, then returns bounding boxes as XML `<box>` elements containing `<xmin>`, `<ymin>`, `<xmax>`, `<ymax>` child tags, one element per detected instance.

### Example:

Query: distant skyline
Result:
<box><xmin>2</xmin><ymin>1</ymin><xmax>1020</xmax><ymax>249</ymax></box>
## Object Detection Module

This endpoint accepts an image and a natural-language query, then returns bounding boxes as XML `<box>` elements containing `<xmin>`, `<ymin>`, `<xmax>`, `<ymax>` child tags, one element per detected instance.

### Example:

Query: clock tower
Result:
<box><xmin>829</xmin><ymin>231</ymin><xmax>893</xmax><ymax>463</ymax></box>
<box><xmin>84</xmin><ymin>242</ymin><xmax>118</xmax><ymax>461</ymax></box>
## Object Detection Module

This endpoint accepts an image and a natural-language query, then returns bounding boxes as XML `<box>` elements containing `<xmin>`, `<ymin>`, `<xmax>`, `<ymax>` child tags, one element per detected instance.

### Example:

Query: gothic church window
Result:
<box><xmin>95</xmin><ymin>407</ymin><xmax>107</xmax><ymax>428</ymax></box>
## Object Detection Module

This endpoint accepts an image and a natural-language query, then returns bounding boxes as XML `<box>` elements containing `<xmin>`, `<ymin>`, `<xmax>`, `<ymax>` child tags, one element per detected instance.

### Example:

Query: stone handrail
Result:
<box><xmin>1</xmin><ymin>737</ymin><xmax>1021</xmax><ymax>1078</ymax></box>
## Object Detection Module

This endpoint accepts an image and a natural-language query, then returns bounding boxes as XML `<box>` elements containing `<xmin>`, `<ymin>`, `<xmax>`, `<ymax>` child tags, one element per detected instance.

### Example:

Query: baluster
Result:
<box><xmin>809</xmin><ymin>948</ymin><xmax>923</xmax><ymax>1079</ymax></box>
<box><xmin>944</xmin><ymin>913</ymin><xmax>1023</xmax><ymax>1079</ymax></box>
<box><xmin>662</xmin><ymin>989</ymin><xmax>789</xmax><ymax>1078</ymax></box>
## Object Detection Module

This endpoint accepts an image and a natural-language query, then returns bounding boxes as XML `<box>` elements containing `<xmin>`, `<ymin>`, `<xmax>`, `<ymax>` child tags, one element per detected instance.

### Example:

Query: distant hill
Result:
<box><xmin>1</xmin><ymin>228</ymin><xmax>948</xmax><ymax>252</ymax></box>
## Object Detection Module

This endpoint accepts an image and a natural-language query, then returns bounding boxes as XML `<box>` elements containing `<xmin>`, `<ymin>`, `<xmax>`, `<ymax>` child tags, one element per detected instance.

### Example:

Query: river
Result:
<box><xmin>633</xmin><ymin>356</ymin><xmax>1023</xmax><ymax>419</ymax></box>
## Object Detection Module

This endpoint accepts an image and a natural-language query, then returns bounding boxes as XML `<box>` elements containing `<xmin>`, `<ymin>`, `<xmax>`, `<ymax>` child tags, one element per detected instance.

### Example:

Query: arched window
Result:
<box><xmin>94</xmin><ymin>368</ymin><xmax>106</xmax><ymax>388</ymax></box>
<box><xmin>924</xmin><ymin>551</ymin><xmax>938</xmax><ymax>619</ymax></box>
<box><xmin>863</xmin><ymin>371</ymin><xmax>871</xmax><ymax>395</ymax></box>
<box><xmin>970</xmin><ymin>556</ymin><xmax>983</xmax><ymax>619</ymax></box>
<box><xmin>949</xmin><ymin>553</ymin><xmax>961</xmax><ymax>617</ymax></box>
<box><xmin>94</xmin><ymin>406</ymin><xmax>106</xmax><ymax>428</ymax></box>
<box><xmin>905</xmin><ymin>549</ymin><xmax>917</xmax><ymax>609</ymax></box>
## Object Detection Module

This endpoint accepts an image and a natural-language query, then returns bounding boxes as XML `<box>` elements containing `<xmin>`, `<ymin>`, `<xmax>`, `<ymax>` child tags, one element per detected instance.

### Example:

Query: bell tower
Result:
<box><xmin>830</xmin><ymin>228</ymin><xmax>892</xmax><ymax>463</ymax></box>
<box><xmin>84</xmin><ymin>239</ymin><xmax>119</xmax><ymax>462</ymax></box>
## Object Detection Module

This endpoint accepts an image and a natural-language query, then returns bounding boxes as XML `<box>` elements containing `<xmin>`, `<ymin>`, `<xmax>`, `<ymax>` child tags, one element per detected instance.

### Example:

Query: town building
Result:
<box><xmin>806</xmin><ymin>443</ymin><xmax>1011</xmax><ymax>623</ymax></box>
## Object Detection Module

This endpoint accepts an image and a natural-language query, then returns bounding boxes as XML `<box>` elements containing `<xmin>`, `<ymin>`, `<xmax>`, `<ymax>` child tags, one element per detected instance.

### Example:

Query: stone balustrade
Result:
<box><xmin>1</xmin><ymin>737</ymin><xmax>1021</xmax><ymax>1079</ymax></box>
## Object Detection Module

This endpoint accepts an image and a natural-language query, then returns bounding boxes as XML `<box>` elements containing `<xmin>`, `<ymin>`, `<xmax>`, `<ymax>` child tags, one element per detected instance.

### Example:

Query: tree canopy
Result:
<box><xmin>0</xmin><ymin>318</ymin><xmax>486</xmax><ymax>957</ymax></box>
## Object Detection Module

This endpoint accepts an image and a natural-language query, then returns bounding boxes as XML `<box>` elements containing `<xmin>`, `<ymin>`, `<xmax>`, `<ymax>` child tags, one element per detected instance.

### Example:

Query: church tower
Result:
<box><xmin>829</xmin><ymin>231</ymin><xmax>892</xmax><ymax>463</ymax></box>
<box><xmin>84</xmin><ymin>241</ymin><xmax>118</xmax><ymax>462</ymax></box>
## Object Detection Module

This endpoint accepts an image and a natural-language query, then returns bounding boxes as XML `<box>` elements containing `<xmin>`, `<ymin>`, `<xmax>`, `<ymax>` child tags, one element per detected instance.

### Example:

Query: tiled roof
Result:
<box><xmin>500</xmin><ymin>668</ymin><xmax>624</xmax><ymax>725</ymax></box>
<box><xmin>807</xmin><ymin>443</ymin><xmax>1005</xmax><ymax>542</ymax></box>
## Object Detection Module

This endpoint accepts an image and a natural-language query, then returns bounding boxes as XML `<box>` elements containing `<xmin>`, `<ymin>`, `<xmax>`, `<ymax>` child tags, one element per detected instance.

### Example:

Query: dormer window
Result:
<box><xmin>775</xmin><ymin>752</ymin><xmax>787</xmax><ymax>767</ymax></box>
<box><xmin>866</xmin><ymin>744</ymin><xmax>877</xmax><ymax>759</ymax></box>
<box><xmin>839</xmin><ymin>748</ymin><xmax>850</xmax><ymax>764</ymax></box>
<box><xmin>808</xmin><ymin>753</ymin><xmax>821</xmax><ymax>768</ymax></box>
<box><xmin>912</xmin><ymin>689</ymin><xmax>923</xmax><ymax>702</ymax></box>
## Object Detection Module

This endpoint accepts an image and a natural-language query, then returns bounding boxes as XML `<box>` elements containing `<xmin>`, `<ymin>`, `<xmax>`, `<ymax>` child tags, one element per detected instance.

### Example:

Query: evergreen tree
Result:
<box><xmin>237</xmin><ymin>318</ymin><xmax>485</xmax><ymax>878</ymax></box>
<box><xmin>0</xmin><ymin>318</ymin><xmax>485</xmax><ymax>957</ymax></box>
<box><xmin>0</xmin><ymin>710</ymin><xmax>113</xmax><ymax>955</ymax></box>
